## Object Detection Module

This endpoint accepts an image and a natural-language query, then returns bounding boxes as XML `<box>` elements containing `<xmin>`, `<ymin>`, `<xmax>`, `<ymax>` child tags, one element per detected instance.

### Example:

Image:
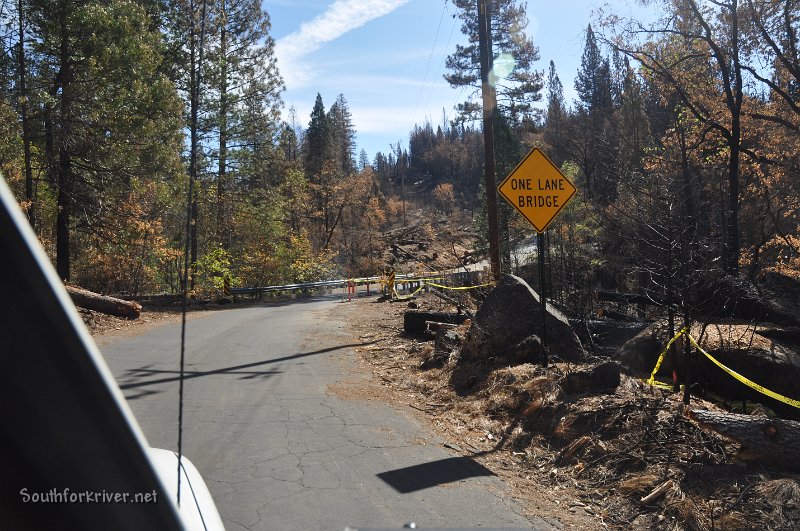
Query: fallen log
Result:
<box><xmin>403</xmin><ymin>310</ymin><xmax>469</xmax><ymax>334</ymax></box>
<box><xmin>390</xmin><ymin>244</ymin><xmax>419</xmax><ymax>262</ymax></box>
<box><xmin>426</xmin><ymin>321</ymin><xmax>459</xmax><ymax>333</ymax></box>
<box><xmin>689</xmin><ymin>409</ymin><xmax>800</xmax><ymax>469</ymax></box>
<box><xmin>65</xmin><ymin>285</ymin><xmax>142</xmax><ymax>319</ymax></box>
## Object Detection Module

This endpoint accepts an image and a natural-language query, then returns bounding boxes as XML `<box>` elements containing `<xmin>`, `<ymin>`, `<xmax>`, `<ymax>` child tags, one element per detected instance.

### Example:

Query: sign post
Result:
<box><xmin>498</xmin><ymin>147</ymin><xmax>577</xmax><ymax>366</ymax></box>
<box><xmin>537</xmin><ymin>232</ymin><xmax>547</xmax><ymax>365</ymax></box>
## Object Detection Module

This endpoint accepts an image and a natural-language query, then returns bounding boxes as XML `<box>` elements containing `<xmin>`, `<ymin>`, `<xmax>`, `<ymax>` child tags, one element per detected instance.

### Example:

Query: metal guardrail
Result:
<box><xmin>230</xmin><ymin>279</ymin><xmax>351</xmax><ymax>295</ymax></box>
<box><xmin>229</xmin><ymin>271</ymin><xmax>485</xmax><ymax>296</ymax></box>
<box><xmin>230</xmin><ymin>275</ymin><xmax>393</xmax><ymax>296</ymax></box>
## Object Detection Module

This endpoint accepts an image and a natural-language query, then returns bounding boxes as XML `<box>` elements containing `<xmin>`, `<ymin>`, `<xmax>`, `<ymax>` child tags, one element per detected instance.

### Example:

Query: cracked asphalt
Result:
<box><xmin>101</xmin><ymin>295</ymin><xmax>553</xmax><ymax>530</ymax></box>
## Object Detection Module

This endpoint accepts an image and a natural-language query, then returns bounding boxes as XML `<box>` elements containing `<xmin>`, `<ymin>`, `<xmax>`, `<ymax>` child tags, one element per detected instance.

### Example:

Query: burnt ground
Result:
<box><xmin>343</xmin><ymin>291</ymin><xmax>800</xmax><ymax>530</ymax></box>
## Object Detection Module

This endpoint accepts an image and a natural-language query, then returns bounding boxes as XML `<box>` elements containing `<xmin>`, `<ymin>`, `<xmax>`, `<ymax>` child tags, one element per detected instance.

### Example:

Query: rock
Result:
<box><xmin>435</xmin><ymin>328</ymin><xmax>463</xmax><ymax>354</ymax></box>
<box><xmin>614</xmin><ymin>323</ymin><xmax>667</xmax><ymax>374</ymax></box>
<box><xmin>758</xmin><ymin>272</ymin><xmax>800</xmax><ymax>326</ymax></box>
<box><xmin>420</xmin><ymin>350</ymin><xmax>448</xmax><ymax>370</ymax></box>
<box><xmin>513</xmin><ymin>334</ymin><xmax>544</xmax><ymax>364</ymax></box>
<box><xmin>615</xmin><ymin>321</ymin><xmax>800</xmax><ymax>419</ymax></box>
<box><xmin>694</xmin><ymin>341</ymin><xmax>800</xmax><ymax>420</ymax></box>
<box><xmin>696</xmin><ymin>272</ymin><xmax>800</xmax><ymax>327</ymax></box>
<box><xmin>564</xmin><ymin>361</ymin><xmax>621</xmax><ymax>395</ymax></box>
<box><xmin>418</xmin><ymin>329</ymin><xmax>464</xmax><ymax>370</ymax></box>
<box><xmin>461</xmin><ymin>274</ymin><xmax>584</xmax><ymax>362</ymax></box>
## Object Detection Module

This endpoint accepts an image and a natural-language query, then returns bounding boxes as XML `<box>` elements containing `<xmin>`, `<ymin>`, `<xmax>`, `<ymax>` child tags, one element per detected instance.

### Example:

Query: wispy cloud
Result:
<box><xmin>352</xmin><ymin>105</ymin><xmax>422</xmax><ymax>134</ymax></box>
<box><xmin>276</xmin><ymin>0</ymin><xmax>410</xmax><ymax>87</ymax></box>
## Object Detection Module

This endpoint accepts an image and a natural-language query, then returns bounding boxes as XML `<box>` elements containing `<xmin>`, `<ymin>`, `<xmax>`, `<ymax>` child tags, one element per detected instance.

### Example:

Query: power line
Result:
<box><xmin>411</xmin><ymin>0</ymin><xmax>449</xmax><ymax>128</ymax></box>
<box><xmin>423</xmin><ymin>6</ymin><xmax>458</xmax><ymax>119</ymax></box>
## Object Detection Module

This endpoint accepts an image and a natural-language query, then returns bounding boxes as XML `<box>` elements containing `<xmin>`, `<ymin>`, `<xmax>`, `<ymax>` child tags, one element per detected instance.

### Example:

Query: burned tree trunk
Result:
<box><xmin>65</xmin><ymin>286</ymin><xmax>142</xmax><ymax>319</ymax></box>
<box><xmin>690</xmin><ymin>409</ymin><xmax>800</xmax><ymax>469</ymax></box>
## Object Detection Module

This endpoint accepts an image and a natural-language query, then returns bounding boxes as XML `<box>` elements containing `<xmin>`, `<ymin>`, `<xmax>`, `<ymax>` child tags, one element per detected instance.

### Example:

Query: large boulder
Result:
<box><xmin>694</xmin><ymin>326</ymin><xmax>800</xmax><ymax>419</ymax></box>
<box><xmin>695</xmin><ymin>272</ymin><xmax>800</xmax><ymax>327</ymax></box>
<box><xmin>615</xmin><ymin>321</ymin><xmax>800</xmax><ymax>419</ymax></box>
<box><xmin>564</xmin><ymin>361</ymin><xmax>622</xmax><ymax>395</ymax></box>
<box><xmin>757</xmin><ymin>272</ymin><xmax>800</xmax><ymax>326</ymax></box>
<box><xmin>461</xmin><ymin>274</ymin><xmax>585</xmax><ymax>362</ymax></box>
<box><xmin>614</xmin><ymin>322</ymin><xmax>670</xmax><ymax>374</ymax></box>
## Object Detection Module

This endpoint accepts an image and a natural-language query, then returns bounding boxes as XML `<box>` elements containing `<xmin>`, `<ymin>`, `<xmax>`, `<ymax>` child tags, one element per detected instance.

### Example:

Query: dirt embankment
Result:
<box><xmin>342</xmin><ymin>292</ymin><xmax>800</xmax><ymax>530</ymax></box>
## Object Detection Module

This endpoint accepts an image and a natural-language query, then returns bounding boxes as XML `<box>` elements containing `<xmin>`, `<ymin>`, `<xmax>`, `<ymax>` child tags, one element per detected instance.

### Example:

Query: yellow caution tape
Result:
<box><xmin>684</xmin><ymin>333</ymin><xmax>800</xmax><ymax>410</ymax></box>
<box><xmin>645</xmin><ymin>327</ymin><xmax>800</xmax><ymax>409</ymax></box>
<box><xmin>646</xmin><ymin>327</ymin><xmax>687</xmax><ymax>386</ymax></box>
<box><xmin>425</xmin><ymin>281</ymin><xmax>494</xmax><ymax>291</ymax></box>
<box><xmin>647</xmin><ymin>380</ymin><xmax>675</xmax><ymax>390</ymax></box>
<box><xmin>392</xmin><ymin>283</ymin><xmax>427</xmax><ymax>301</ymax></box>
<box><xmin>373</xmin><ymin>269</ymin><xmax>492</xmax><ymax>300</ymax></box>
<box><xmin>389</xmin><ymin>279</ymin><xmax>492</xmax><ymax>301</ymax></box>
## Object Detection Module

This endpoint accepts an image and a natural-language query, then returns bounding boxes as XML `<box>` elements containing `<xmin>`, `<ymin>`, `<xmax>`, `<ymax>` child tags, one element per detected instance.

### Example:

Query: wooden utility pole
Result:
<box><xmin>401</xmin><ymin>166</ymin><xmax>406</xmax><ymax>227</ymax></box>
<box><xmin>478</xmin><ymin>0</ymin><xmax>501</xmax><ymax>281</ymax></box>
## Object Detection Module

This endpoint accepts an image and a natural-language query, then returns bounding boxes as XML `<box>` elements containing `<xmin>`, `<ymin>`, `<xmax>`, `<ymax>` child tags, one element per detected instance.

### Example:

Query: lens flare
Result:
<box><xmin>491</xmin><ymin>53</ymin><xmax>516</xmax><ymax>83</ymax></box>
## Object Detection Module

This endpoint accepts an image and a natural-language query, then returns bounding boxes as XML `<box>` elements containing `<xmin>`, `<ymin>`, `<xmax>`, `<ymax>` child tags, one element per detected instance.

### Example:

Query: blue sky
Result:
<box><xmin>268</xmin><ymin>0</ymin><xmax>655</xmax><ymax>160</ymax></box>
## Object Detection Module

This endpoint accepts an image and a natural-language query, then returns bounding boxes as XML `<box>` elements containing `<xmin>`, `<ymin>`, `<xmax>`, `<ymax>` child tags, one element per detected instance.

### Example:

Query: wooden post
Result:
<box><xmin>538</xmin><ymin>231</ymin><xmax>548</xmax><ymax>367</ymax></box>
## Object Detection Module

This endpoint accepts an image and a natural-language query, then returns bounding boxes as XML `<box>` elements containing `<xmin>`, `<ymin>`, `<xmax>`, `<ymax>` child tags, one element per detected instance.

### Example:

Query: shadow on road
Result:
<box><xmin>247</xmin><ymin>293</ymin><xmax>375</xmax><ymax>308</ymax></box>
<box><xmin>376</xmin><ymin>456</ymin><xmax>495</xmax><ymax>493</ymax></box>
<box><xmin>117</xmin><ymin>340</ymin><xmax>379</xmax><ymax>391</ymax></box>
<box><xmin>122</xmin><ymin>388</ymin><xmax>163</xmax><ymax>402</ymax></box>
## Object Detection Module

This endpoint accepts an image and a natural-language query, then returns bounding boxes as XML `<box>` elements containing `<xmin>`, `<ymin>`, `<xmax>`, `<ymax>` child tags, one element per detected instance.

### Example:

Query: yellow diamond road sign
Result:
<box><xmin>497</xmin><ymin>147</ymin><xmax>576</xmax><ymax>233</ymax></box>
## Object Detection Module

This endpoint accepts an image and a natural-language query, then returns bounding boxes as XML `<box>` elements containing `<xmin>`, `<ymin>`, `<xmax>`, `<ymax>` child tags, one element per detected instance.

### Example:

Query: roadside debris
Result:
<box><xmin>66</xmin><ymin>285</ymin><xmax>142</xmax><ymax>319</ymax></box>
<box><xmin>348</xmin><ymin>285</ymin><xmax>800</xmax><ymax>530</ymax></box>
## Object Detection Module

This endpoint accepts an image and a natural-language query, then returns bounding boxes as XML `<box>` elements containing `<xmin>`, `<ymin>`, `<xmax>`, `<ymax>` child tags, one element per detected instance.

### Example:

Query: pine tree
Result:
<box><xmin>327</xmin><ymin>93</ymin><xmax>356</xmax><ymax>177</ymax></box>
<box><xmin>159</xmin><ymin>0</ymin><xmax>214</xmax><ymax>289</ymax></box>
<box><xmin>206</xmin><ymin>0</ymin><xmax>283</xmax><ymax>247</ymax></box>
<box><xmin>26</xmin><ymin>0</ymin><xmax>184</xmax><ymax>281</ymax></box>
<box><xmin>2</xmin><ymin>0</ymin><xmax>37</xmax><ymax>228</ymax></box>
<box><xmin>618</xmin><ymin>57</ymin><xmax>650</xmax><ymax>163</ymax></box>
<box><xmin>575</xmin><ymin>24</ymin><xmax>613</xmax><ymax>118</ymax></box>
<box><xmin>303</xmin><ymin>93</ymin><xmax>330</xmax><ymax>186</ymax></box>
<box><xmin>571</xmin><ymin>24</ymin><xmax>618</xmax><ymax>202</ymax></box>
<box><xmin>358</xmin><ymin>149</ymin><xmax>369</xmax><ymax>171</ymax></box>
<box><xmin>279</xmin><ymin>123</ymin><xmax>299</xmax><ymax>165</ymax></box>
<box><xmin>444</xmin><ymin>0</ymin><xmax>542</xmax><ymax>123</ymax></box>
<box><xmin>544</xmin><ymin>60</ymin><xmax>568</xmax><ymax>166</ymax></box>
<box><xmin>303</xmin><ymin>93</ymin><xmax>346</xmax><ymax>249</ymax></box>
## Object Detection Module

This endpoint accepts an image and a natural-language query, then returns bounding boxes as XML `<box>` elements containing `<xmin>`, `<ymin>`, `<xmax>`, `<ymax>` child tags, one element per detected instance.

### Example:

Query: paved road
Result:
<box><xmin>101</xmin><ymin>296</ymin><xmax>552</xmax><ymax>530</ymax></box>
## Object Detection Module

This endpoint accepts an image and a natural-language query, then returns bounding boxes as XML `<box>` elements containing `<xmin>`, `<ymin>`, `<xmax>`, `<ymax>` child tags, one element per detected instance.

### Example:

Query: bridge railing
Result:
<box><xmin>229</xmin><ymin>270</ymin><xmax>487</xmax><ymax>297</ymax></box>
